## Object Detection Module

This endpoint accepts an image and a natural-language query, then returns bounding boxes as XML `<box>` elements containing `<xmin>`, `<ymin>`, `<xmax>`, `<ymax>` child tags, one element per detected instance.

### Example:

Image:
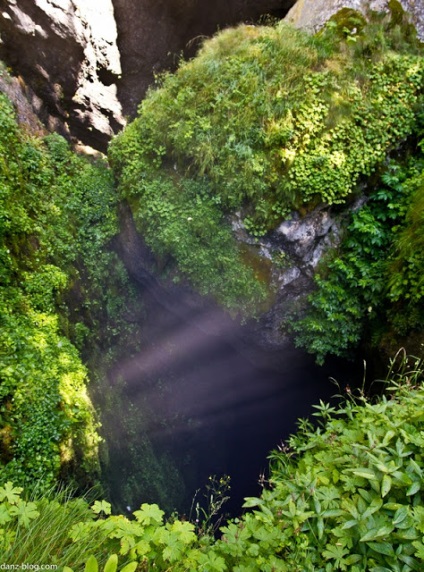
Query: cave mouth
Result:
<box><xmin>97</xmin><ymin>288</ymin><xmax>359</xmax><ymax>518</ymax></box>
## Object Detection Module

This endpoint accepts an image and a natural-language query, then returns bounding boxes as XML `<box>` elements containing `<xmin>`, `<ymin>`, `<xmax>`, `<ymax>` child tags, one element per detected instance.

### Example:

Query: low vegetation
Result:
<box><xmin>2</xmin><ymin>352</ymin><xmax>424</xmax><ymax>571</ymax></box>
<box><xmin>109</xmin><ymin>3</ymin><xmax>424</xmax><ymax>318</ymax></box>
<box><xmin>0</xmin><ymin>92</ymin><xmax>137</xmax><ymax>491</ymax></box>
<box><xmin>291</xmin><ymin>147</ymin><xmax>424</xmax><ymax>363</ymax></box>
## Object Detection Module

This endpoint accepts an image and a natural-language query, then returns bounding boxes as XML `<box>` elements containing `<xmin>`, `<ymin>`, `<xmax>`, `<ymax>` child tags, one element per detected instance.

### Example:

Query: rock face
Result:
<box><xmin>0</xmin><ymin>0</ymin><xmax>295</xmax><ymax>150</ymax></box>
<box><xmin>231</xmin><ymin>207</ymin><xmax>342</xmax><ymax>354</ymax></box>
<box><xmin>0</xmin><ymin>0</ymin><xmax>123</xmax><ymax>150</ymax></box>
<box><xmin>285</xmin><ymin>0</ymin><xmax>424</xmax><ymax>39</ymax></box>
<box><xmin>0</xmin><ymin>0</ymin><xmax>421</xmax><ymax>148</ymax></box>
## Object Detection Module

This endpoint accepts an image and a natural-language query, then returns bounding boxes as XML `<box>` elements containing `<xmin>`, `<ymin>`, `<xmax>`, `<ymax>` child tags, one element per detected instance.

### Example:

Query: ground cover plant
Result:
<box><xmin>2</xmin><ymin>351</ymin><xmax>424</xmax><ymax>571</ymax></box>
<box><xmin>291</xmin><ymin>148</ymin><xmax>424</xmax><ymax>364</ymax></box>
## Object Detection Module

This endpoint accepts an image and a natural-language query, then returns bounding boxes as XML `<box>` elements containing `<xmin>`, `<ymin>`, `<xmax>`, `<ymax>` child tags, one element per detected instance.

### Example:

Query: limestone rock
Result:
<box><xmin>276</xmin><ymin>209</ymin><xmax>337</xmax><ymax>265</ymax></box>
<box><xmin>285</xmin><ymin>0</ymin><xmax>424</xmax><ymax>39</ymax></box>
<box><xmin>0</xmin><ymin>0</ymin><xmax>123</xmax><ymax>150</ymax></box>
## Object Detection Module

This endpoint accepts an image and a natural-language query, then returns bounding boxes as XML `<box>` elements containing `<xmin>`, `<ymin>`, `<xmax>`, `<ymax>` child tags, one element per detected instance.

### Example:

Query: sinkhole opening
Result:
<box><xmin>95</xmin><ymin>292</ymin><xmax>359</xmax><ymax>520</ymax></box>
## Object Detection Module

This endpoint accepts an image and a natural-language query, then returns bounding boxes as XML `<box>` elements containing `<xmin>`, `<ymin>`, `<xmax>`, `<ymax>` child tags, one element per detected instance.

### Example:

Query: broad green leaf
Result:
<box><xmin>198</xmin><ymin>551</ymin><xmax>227</xmax><ymax>572</ymax></box>
<box><xmin>8</xmin><ymin>500</ymin><xmax>39</xmax><ymax>527</ymax></box>
<box><xmin>104</xmin><ymin>555</ymin><xmax>118</xmax><ymax>572</ymax></box>
<box><xmin>342</xmin><ymin>519</ymin><xmax>358</xmax><ymax>530</ymax></box>
<box><xmin>396</xmin><ymin>526</ymin><xmax>419</xmax><ymax>540</ymax></box>
<box><xmin>322</xmin><ymin>509</ymin><xmax>344</xmax><ymax>518</ymax></box>
<box><xmin>134</xmin><ymin>503</ymin><xmax>164</xmax><ymax>525</ymax></box>
<box><xmin>358</xmin><ymin>489</ymin><xmax>373</xmax><ymax>503</ymax></box>
<box><xmin>409</xmin><ymin>459</ymin><xmax>423</xmax><ymax>477</ymax></box>
<box><xmin>393</xmin><ymin>506</ymin><xmax>409</xmax><ymax>526</ymax></box>
<box><xmin>322</xmin><ymin>543</ymin><xmax>349</xmax><ymax>562</ymax></box>
<box><xmin>120</xmin><ymin>564</ymin><xmax>138</xmax><ymax>572</ymax></box>
<box><xmin>360</xmin><ymin>525</ymin><xmax>394</xmax><ymax>542</ymax></box>
<box><xmin>0</xmin><ymin>482</ymin><xmax>23</xmax><ymax>504</ymax></box>
<box><xmin>345</xmin><ymin>554</ymin><xmax>362</xmax><ymax>565</ymax></box>
<box><xmin>134</xmin><ymin>539</ymin><xmax>151</xmax><ymax>557</ymax></box>
<box><xmin>162</xmin><ymin>539</ymin><xmax>182</xmax><ymax>563</ymax></box>
<box><xmin>256</xmin><ymin>504</ymin><xmax>274</xmax><ymax>523</ymax></box>
<box><xmin>382</xmin><ymin>430</ymin><xmax>396</xmax><ymax>446</ymax></box>
<box><xmin>84</xmin><ymin>556</ymin><xmax>98</xmax><ymax>572</ymax></box>
<box><xmin>392</xmin><ymin>471</ymin><xmax>412</xmax><ymax>486</ymax></box>
<box><xmin>92</xmin><ymin>500</ymin><xmax>112</xmax><ymax>516</ymax></box>
<box><xmin>384</xmin><ymin>503</ymin><xmax>403</xmax><ymax>511</ymax></box>
<box><xmin>407</xmin><ymin>481</ymin><xmax>421</xmax><ymax>496</ymax></box>
<box><xmin>363</xmin><ymin>497</ymin><xmax>383</xmax><ymax>518</ymax></box>
<box><xmin>381</xmin><ymin>474</ymin><xmax>392</xmax><ymax>498</ymax></box>
<box><xmin>368</xmin><ymin>542</ymin><xmax>395</xmax><ymax>556</ymax></box>
<box><xmin>0</xmin><ymin>505</ymin><xmax>11</xmax><ymax>525</ymax></box>
<box><xmin>243</xmin><ymin>497</ymin><xmax>263</xmax><ymax>508</ymax></box>
<box><xmin>398</xmin><ymin>553</ymin><xmax>418</xmax><ymax>567</ymax></box>
<box><xmin>170</xmin><ymin>520</ymin><xmax>196</xmax><ymax>544</ymax></box>
<box><xmin>351</xmin><ymin>468</ymin><xmax>378</xmax><ymax>480</ymax></box>
<box><xmin>69</xmin><ymin>521</ymin><xmax>92</xmax><ymax>542</ymax></box>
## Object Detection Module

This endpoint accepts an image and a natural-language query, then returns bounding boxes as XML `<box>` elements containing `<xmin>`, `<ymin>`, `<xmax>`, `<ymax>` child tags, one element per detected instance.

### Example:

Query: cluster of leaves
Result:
<box><xmin>4</xmin><ymin>353</ymin><xmax>424</xmax><ymax>571</ymax></box>
<box><xmin>109</xmin><ymin>3</ymin><xmax>423</xmax><ymax>314</ymax></box>
<box><xmin>291</xmin><ymin>146</ymin><xmax>424</xmax><ymax>364</ymax></box>
<box><xmin>387</xmin><ymin>153</ymin><xmax>424</xmax><ymax>312</ymax></box>
<box><xmin>0</xmin><ymin>91</ymin><xmax>134</xmax><ymax>490</ymax></box>
<box><xmin>0</xmin><ymin>482</ymin><xmax>113</xmax><ymax>567</ymax></box>
<box><xmin>64</xmin><ymin>554</ymin><xmax>137</xmax><ymax>572</ymax></box>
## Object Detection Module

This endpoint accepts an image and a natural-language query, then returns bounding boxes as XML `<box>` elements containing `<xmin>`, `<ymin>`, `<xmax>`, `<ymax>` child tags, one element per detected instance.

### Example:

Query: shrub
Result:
<box><xmin>292</xmin><ymin>150</ymin><xmax>424</xmax><ymax>364</ymax></box>
<box><xmin>109</xmin><ymin>3</ymin><xmax>424</xmax><ymax>313</ymax></box>
<box><xmin>0</xmin><ymin>94</ymin><xmax>127</xmax><ymax>490</ymax></box>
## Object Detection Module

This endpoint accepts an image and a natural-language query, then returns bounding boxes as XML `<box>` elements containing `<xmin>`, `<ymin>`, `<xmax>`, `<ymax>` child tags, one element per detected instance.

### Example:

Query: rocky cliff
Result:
<box><xmin>0</xmin><ymin>0</ymin><xmax>295</xmax><ymax>150</ymax></box>
<box><xmin>0</xmin><ymin>0</ymin><xmax>421</xmax><ymax>149</ymax></box>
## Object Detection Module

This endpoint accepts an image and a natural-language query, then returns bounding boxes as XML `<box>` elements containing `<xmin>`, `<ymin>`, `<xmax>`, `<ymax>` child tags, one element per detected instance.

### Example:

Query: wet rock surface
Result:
<box><xmin>229</xmin><ymin>206</ymin><xmax>343</xmax><ymax>356</ymax></box>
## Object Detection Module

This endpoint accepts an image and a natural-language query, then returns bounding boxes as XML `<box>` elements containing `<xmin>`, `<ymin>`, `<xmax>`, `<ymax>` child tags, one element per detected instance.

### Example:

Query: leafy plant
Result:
<box><xmin>0</xmin><ymin>92</ymin><xmax>138</xmax><ymax>490</ymax></box>
<box><xmin>109</xmin><ymin>2</ymin><xmax>424</xmax><ymax>314</ymax></box>
<box><xmin>3</xmin><ymin>353</ymin><xmax>424</xmax><ymax>571</ymax></box>
<box><xmin>64</xmin><ymin>554</ymin><xmax>137</xmax><ymax>572</ymax></box>
<box><xmin>291</xmin><ymin>151</ymin><xmax>424</xmax><ymax>363</ymax></box>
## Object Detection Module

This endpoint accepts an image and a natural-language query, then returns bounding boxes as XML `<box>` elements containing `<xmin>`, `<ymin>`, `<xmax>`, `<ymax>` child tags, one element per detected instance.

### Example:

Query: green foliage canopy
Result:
<box><xmin>110</xmin><ymin>7</ymin><xmax>424</xmax><ymax>313</ymax></box>
<box><xmin>292</xmin><ymin>146</ymin><xmax>424</xmax><ymax>364</ymax></box>
<box><xmin>0</xmin><ymin>94</ymin><xmax>122</xmax><ymax>489</ymax></box>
